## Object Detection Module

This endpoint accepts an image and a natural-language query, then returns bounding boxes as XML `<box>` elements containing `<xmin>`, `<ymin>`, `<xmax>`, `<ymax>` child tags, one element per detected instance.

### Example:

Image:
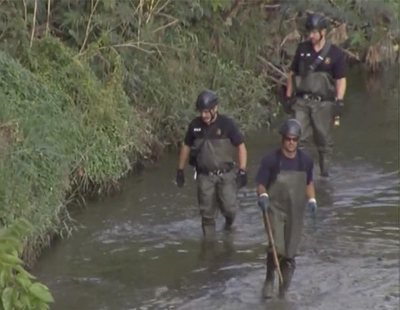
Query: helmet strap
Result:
<box><xmin>210</xmin><ymin>109</ymin><xmax>217</xmax><ymax>123</ymax></box>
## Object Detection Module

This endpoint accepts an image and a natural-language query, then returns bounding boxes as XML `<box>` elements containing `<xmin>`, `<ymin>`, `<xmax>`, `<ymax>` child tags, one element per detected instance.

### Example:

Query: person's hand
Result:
<box><xmin>236</xmin><ymin>169</ymin><xmax>247</xmax><ymax>188</ymax></box>
<box><xmin>176</xmin><ymin>169</ymin><xmax>185</xmax><ymax>188</ymax></box>
<box><xmin>333</xmin><ymin>99</ymin><xmax>344</xmax><ymax>117</ymax></box>
<box><xmin>307</xmin><ymin>198</ymin><xmax>317</xmax><ymax>213</ymax></box>
<box><xmin>258</xmin><ymin>193</ymin><xmax>270</xmax><ymax>212</ymax></box>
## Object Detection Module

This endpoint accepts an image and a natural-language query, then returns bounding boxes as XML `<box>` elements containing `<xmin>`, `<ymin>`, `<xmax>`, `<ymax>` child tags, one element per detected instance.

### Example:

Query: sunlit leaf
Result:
<box><xmin>1</xmin><ymin>287</ymin><xmax>13</xmax><ymax>310</ymax></box>
<box><xmin>29</xmin><ymin>283</ymin><xmax>54</xmax><ymax>303</ymax></box>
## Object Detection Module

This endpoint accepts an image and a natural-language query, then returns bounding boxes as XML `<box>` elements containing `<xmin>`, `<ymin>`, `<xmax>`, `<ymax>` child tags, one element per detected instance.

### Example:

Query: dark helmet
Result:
<box><xmin>279</xmin><ymin>118</ymin><xmax>302</xmax><ymax>137</ymax></box>
<box><xmin>196</xmin><ymin>90</ymin><xmax>218</xmax><ymax>111</ymax></box>
<box><xmin>305</xmin><ymin>13</ymin><xmax>328</xmax><ymax>31</ymax></box>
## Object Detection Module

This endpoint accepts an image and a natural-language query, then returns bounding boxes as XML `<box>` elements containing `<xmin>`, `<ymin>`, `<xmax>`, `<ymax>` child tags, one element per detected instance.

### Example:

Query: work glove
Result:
<box><xmin>307</xmin><ymin>198</ymin><xmax>317</xmax><ymax>214</ymax></box>
<box><xmin>176</xmin><ymin>169</ymin><xmax>185</xmax><ymax>188</ymax></box>
<box><xmin>333</xmin><ymin>99</ymin><xmax>344</xmax><ymax>117</ymax></box>
<box><xmin>258</xmin><ymin>193</ymin><xmax>270</xmax><ymax>212</ymax></box>
<box><xmin>236</xmin><ymin>169</ymin><xmax>248</xmax><ymax>188</ymax></box>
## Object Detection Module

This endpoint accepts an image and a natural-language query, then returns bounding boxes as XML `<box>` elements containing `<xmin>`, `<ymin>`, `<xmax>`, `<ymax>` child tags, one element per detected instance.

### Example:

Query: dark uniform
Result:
<box><xmin>184</xmin><ymin>114</ymin><xmax>244</xmax><ymax>232</ymax></box>
<box><xmin>256</xmin><ymin>148</ymin><xmax>314</xmax><ymax>189</ymax></box>
<box><xmin>291</xmin><ymin>38</ymin><xmax>347</xmax><ymax>176</ymax></box>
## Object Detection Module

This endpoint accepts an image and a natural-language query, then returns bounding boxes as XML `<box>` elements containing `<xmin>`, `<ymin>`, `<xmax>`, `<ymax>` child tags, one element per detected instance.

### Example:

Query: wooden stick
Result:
<box><xmin>262</xmin><ymin>210</ymin><xmax>283</xmax><ymax>284</ymax></box>
<box><xmin>257</xmin><ymin>55</ymin><xmax>287</xmax><ymax>77</ymax></box>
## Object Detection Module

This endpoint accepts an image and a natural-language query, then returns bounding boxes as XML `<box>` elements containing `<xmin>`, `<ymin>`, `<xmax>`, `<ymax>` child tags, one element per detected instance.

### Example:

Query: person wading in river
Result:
<box><xmin>256</xmin><ymin>118</ymin><xmax>317</xmax><ymax>299</ymax></box>
<box><xmin>284</xmin><ymin>13</ymin><xmax>347</xmax><ymax>177</ymax></box>
<box><xmin>176</xmin><ymin>90</ymin><xmax>248</xmax><ymax>238</ymax></box>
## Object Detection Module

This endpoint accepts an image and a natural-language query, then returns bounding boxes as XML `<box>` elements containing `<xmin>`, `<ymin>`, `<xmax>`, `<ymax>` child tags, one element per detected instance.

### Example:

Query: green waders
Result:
<box><xmin>293</xmin><ymin>70</ymin><xmax>335</xmax><ymax>177</ymax></box>
<box><xmin>292</xmin><ymin>97</ymin><xmax>334</xmax><ymax>176</ymax></box>
<box><xmin>197</xmin><ymin>170</ymin><xmax>238</xmax><ymax>239</ymax></box>
<box><xmin>262</xmin><ymin>170</ymin><xmax>307</xmax><ymax>298</ymax></box>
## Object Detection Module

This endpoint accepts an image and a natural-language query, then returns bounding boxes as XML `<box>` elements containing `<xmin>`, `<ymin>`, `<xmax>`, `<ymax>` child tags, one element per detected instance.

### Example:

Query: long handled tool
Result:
<box><xmin>262</xmin><ymin>210</ymin><xmax>283</xmax><ymax>284</ymax></box>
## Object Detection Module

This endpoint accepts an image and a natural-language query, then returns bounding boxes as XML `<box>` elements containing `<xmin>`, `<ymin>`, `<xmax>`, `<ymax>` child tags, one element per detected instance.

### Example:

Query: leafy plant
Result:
<box><xmin>0</xmin><ymin>219</ymin><xmax>54</xmax><ymax>310</ymax></box>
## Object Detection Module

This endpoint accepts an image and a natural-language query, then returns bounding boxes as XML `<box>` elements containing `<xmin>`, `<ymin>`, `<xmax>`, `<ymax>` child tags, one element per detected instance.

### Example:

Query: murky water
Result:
<box><xmin>34</xmin><ymin>68</ymin><xmax>399</xmax><ymax>310</ymax></box>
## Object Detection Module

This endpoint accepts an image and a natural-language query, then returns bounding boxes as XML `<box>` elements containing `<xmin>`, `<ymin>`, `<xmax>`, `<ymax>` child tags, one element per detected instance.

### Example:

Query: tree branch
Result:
<box><xmin>46</xmin><ymin>0</ymin><xmax>51</xmax><ymax>37</ymax></box>
<box><xmin>79</xmin><ymin>0</ymin><xmax>100</xmax><ymax>54</ymax></box>
<box><xmin>29</xmin><ymin>0</ymin><xmax>37</xmax><ymax>48</ymax></box>
<box><xmin>223</xmin><ymin>0</ymin><xmax>241</xmax><ymax>23</ymax></box>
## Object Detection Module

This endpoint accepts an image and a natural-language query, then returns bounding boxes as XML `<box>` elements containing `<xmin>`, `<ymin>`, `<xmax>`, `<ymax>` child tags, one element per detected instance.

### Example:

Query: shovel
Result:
<box><xmin>262</xmin><ymin>209</ymin><xmax>283</xmax><ymax>284</ymax></box>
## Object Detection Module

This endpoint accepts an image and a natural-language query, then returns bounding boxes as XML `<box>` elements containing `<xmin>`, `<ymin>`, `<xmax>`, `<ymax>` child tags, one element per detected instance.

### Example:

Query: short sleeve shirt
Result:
<box><xmin>256</xmin><ymin>149</ymin><xmax>314</xmax><ymax>189</ymax></box>
<box><xmin>184</xmin><ymin>114</ymin><xmax>244</xmax><ymax>147</ymax></box>
<box><xmin>291</xmin><ymin>41</ymin><xmax>347</xmax><ymax>79</ymax></box>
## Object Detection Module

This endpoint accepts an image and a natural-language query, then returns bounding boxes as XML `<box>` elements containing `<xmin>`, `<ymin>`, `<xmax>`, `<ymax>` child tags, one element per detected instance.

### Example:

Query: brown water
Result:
<box><xmin>33</xmin><ymin>68</ymin><xmax>399</xmax><ymax>310</ymax></box>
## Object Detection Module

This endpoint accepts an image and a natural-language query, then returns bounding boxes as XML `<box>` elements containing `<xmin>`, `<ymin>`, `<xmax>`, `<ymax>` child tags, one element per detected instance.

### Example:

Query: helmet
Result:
<box><xmin>279</xmin><ymin>119</ymin><xmax>302</xmax><ymax>137</ymax></box>
<box><xmin>196</xmin><ymin>90</ymin><xmax>218</xmax><ymax>111</ymax></box>
<box><xmin>305</xmin><ymin>13</ymin><xmax>328</xmax><ymax>31</ymax></box>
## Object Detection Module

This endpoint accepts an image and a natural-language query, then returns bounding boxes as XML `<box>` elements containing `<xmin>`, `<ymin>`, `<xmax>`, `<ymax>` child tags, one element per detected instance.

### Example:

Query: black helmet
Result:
<box><xmin>196</xmin><ymin>90</ymin><xmax>218</xmax><ymax>111</ymax></box>
<box><xmin>305</xmin><ymin>13</ymin><xmax>328</xmax><ymax>31</ymax></box>
<box><xmin>279</xmin><ymin>119</ymin><xmax>302</xmax><ymax>137</ymax></box>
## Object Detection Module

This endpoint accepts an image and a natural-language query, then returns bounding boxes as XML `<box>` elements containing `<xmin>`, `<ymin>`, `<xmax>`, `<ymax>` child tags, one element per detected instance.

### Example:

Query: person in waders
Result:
<box><xmin>176</xmin><ymin>90</ymin><xmax>248</xmax><ymax>238</ymax></box>
<box><xmin>256</xmin><ymin>118</ymin><xmax>317</xmax><ymax>299</ymax></box>
<box><xmin>284</xmin><ymin>13</ymin><xmax>347</xmax><ymax>177</ymax></box>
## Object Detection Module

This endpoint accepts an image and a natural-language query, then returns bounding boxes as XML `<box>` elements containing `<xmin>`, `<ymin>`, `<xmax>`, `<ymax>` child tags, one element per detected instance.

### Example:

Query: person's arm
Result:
<box><xmin>305</xmin><ymin>158</ymin><xmax>317</xmax><ymax>212</ymax></box>
<box><xmin>178</xmin><ymin>122</ymin><xmax>195</xmax><ymax>170</ymax></box>
<box><xmin>177</xmin><ymin>143</ymin><xmax>190</xmax><ymax>170</ymax></box>
<box><xmin>227</xmin><ymin>118</ymin><xmax>246</xmax><ymax>170</ymax></box>
<box><xmin>333</xmin><ymin>48</ymin><xmax>347</xmax><ymax>101</ymax></box>
<box><xmin>237</xmin><ymin>143</ymin><xmax>247</xmax><ymax>171</ymax></box>
<box><xmin>255</xmin><ymin>156</ymin><xmax>271</xmax><ymax>196</ymax></box>
<box><xmin>257</xmin><ymin>184</ymin><xmax>268</xmax><ymax>196</ymax></box>
<box><xmin>306</xmin><ymin>181</ymin><xmax>316</xmax><ymax>200</ymax></box>
<box><xmin>335</xmin><ymin>77</ymin><xmax>346</xmax><ymax>100</ymax></box>
<box><xmin>286</xmin><ymin>71</ymin><xmax>295</xmax><ymax>98</ymax></box>
<box><xmin>286</xmin><ymin>44</ymin><xmax>301</xmax><ymax>98</ymax></box>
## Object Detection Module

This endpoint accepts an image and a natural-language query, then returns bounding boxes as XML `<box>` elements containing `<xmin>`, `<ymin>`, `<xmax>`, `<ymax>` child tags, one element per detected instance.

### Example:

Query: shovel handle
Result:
<box><xmin>262</xmin><ymin>210</ymin><xmax>283</xmax><ymax>284</ymax></box>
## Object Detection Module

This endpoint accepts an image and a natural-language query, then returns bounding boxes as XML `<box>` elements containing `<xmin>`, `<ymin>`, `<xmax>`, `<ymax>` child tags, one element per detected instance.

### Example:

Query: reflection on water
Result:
<box><xmin>33</xmin><ymin>68</ymin><xmax>399</xmax><ymax>310</ymax></box>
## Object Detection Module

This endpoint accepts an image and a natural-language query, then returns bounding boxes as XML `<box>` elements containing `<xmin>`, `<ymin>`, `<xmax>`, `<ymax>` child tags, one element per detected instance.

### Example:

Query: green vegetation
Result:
<box><xmin>0</xmin><ymin>219</ymin><xmax>54</xmax><ymax>309</ymax></box>
<box><xmin>0</xmin><ymin>0</ymin><xmax>398</xmax><ymax>308</ymax></box>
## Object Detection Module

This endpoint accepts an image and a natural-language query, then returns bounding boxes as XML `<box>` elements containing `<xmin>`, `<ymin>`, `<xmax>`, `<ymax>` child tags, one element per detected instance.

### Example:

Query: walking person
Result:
<box><xmin>176</xmin><ymin>90</ymin><xmax>248</xmax><ymax>238</ymax></box>
<box><xmin>284</xmin><ymin>13</ymin><xmax>347</xmax><ymax>176</ymax></box>
<box><xmin>255</xmin><ymin>118</ymin><xmax>317</xmax><ymax>298</ymax></box>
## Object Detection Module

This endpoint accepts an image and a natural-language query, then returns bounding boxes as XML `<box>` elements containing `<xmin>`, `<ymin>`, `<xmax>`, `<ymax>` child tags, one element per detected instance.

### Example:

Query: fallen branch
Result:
<box><xmin>340</xmin><ymin>47</ymin><xmax>360</xmax><ymax>61</ymax></box>
<box><xmin>152</xmin><ymin>19</ymin><xmax>179</xmax><ymax>34</ymax></box>
<box><xmin>265</xmin><ymin>74</ymin><xmax>286</xmax><ymax>86</ymax></box>
<box><xmin>257</xmin><ymin>55</ymin><xmax>287</xmax><ymax>77</ymax></box>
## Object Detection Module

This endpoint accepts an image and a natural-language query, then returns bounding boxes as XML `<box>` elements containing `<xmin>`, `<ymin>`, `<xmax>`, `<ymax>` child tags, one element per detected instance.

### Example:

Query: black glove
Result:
<box><xmin>333</xmin><ymin>99</ymin><xmax>344</xmax><ymax>117</ymax></box>
<box><xmin>282</xmin><ymin>95</ymin><xmax>296</xmax><ymax>114</ymax></box>
<box><xmin>236</xmin><ymin>169</ymin><xmax>247</xmax><ymax>188</ymax></box>
<box><xmin>258</xmin><ymin>194</ymin><xmax>270</xmax><ymax>212</ymax></box>
<box><xmin>176</xmin><ymin>169</ymin><xmax>185</xmax><ymax>188</ymax></box>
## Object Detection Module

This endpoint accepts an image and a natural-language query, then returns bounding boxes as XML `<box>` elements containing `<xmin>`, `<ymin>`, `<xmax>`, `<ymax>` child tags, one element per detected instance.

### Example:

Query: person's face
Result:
<box><xmin>308</xmin><ymin>29</ymin><xmax>325</xmax><ymax>45</ymax></box>
<box><xmin>282</xmin><ymin>135</ymin><xmax>299</xmax><ymax>153</ymax></box>
<box><xmin>200</xmin><ymin>107</ymin><xmax>217</xmax><ymax>124</ymax></box>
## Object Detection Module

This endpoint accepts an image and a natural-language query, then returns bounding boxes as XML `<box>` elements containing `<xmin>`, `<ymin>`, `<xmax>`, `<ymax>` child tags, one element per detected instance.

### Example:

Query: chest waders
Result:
<box><xmin>293</xmin><ymin>48</ymin><xmax>336</xmax><ymax>176</ymax></box>
<box><xmin>193</xmin><ymin>138</ymin><xmax>237</xmax><ymax>239</ymax></box>
<box><xmin>263</xmin><ymin>168</ymin><xmax>307</xmax><ymax>299</ymax></box>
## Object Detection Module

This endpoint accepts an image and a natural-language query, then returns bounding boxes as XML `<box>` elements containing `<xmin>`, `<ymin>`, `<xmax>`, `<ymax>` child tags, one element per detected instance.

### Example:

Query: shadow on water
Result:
<box><xmin>33</xmin><ymin>67</ymin><xmax>399</xmax><ymax>310</ymax></box>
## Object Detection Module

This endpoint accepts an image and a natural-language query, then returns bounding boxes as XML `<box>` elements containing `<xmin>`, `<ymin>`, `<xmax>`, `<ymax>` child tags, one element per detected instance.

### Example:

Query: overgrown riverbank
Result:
<box><xmin>0</xmin><ymin>0</ymin><xmax>398</xmax><ymax>308</ymax></box>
